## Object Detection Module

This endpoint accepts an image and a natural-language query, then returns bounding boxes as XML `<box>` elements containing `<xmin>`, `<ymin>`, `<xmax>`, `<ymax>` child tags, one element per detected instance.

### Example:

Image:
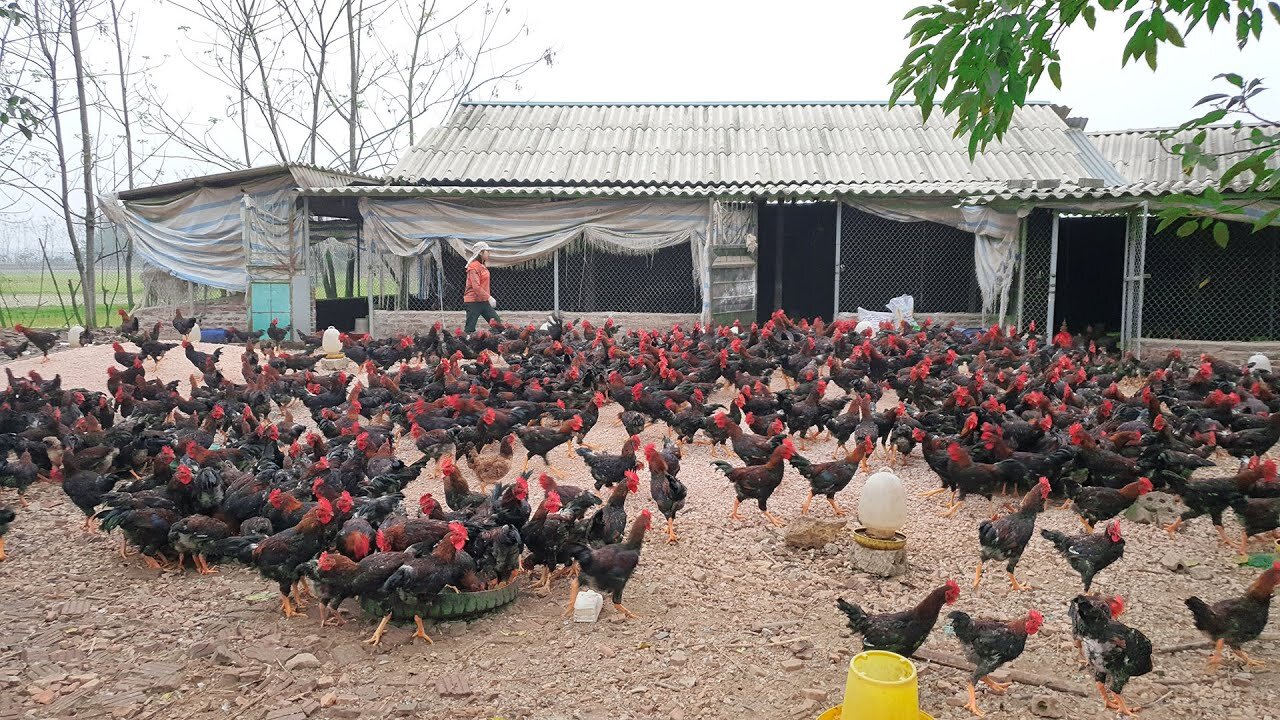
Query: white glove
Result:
<box><xmin>488</xmin><ymin>295</ymin><xmax>498</xmax><ymax>308</ymax></box>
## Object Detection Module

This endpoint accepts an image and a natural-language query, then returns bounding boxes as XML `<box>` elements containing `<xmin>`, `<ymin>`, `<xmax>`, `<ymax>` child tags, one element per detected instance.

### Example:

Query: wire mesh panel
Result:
<box><xmin>1141</xmin><ymin>219</ymin><xmax>1280</xmax><ymax>342</ymax></box>
<box><xmin>837</xmin><ymin>205</ymin><xmax>982</xmax><ymax>316</ymax></box>
<box><xmin>1019</xmin><ymin>208</ymin><xmax>1053</xmax><ymax>331</ymax></box>
<box><xmin>559</xmin><ymin>242</ymin><xmax>699</xmax><ymax>314</ymax></box>
<box><xmin>437</xmin><ymin>247</ymin><xmax>556</xmax><ymax>313</ymax></box>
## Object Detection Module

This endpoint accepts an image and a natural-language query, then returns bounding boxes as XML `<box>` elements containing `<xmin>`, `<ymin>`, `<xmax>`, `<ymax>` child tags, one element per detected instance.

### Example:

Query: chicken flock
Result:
<box><xmin>1</xmin><ymin>311</ymin><xmax>1278</xmax><ymax>716</ymax></box>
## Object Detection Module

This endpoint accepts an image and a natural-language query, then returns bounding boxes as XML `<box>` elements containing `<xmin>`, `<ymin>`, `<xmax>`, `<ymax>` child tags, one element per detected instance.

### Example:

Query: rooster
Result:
<box><xmin>949</xmin><ymin>609</ymin><xmax>1043</xmax><ymax>717</ymax></box>
<box><xmin>974</xmin><ymin>477</ymin><xmax>1050</xmax><ymax>591</ymax></box>
<box><xmin>116</xmin><ymin>308</ymin><xmax>140</xmax><ymax>336</ymax></box>
<box><xmin>1071</xmin><ymin>593</ymin><xmax>1152</xmax><ymax>716</ymax></box>
<box><xmin>563</xmin><ymin>509</ymin><xmax>651</xmax><ymax>620</ymax></box>
<box><xmin>1184</xmin><ymin>561</ymin><xmax>1280</xmax><ymax>670</ymax></box>
<box><xmin>835</xmin><ymin>580</ymin><xmax>960</xmax><ymax>657</ymax></box>
<box><xmin>646</xmin><ymin>442</ymin><xmax>686</xmax><ymax>543</ymax></box>
<box><xmin>710</xmin><ymin>438</ymin><xmax>796</xmax><ymax>527</ymax></box>
<box><xmin>13</xmin><ymin>324</ymin><xmax>57</xmax><ymax>362</ymax></box>
<box><xmin>172</xmin><ymin>308</ymin><xmax>199</xmax><ymax>337</ymax></box>
<box><xmin>1</xmin><ymin>339</ymin><xmax>28</xmax><ymax>360</ymax></box>
<box><xmin>1041</xmin><ymin>520</ymin><xmax>1125</xmax><ymax>591</ymax></box>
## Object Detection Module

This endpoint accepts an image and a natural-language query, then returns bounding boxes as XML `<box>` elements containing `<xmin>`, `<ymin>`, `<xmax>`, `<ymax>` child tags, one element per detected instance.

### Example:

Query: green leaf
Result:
<box><xmin>1194</xmin><ymin>93</ymin><xmax>1229</xmax><ymax>106</ymax></box>
<box><xmin>1212</xmin><ymin>221</ymin><xmax>1230</xmax><ymax>247</ymax></box>
<box><xmin>1176</xmin><ymin>220</ymin><xmax>1199</xmax><ymax>237</ymax></box>
<box><xmin>1251</xmin><ymin>207</ymin><xmax>1280</xmax><ymax>231</ymax></box>
<box><xmin>1165</xmin><ymin>23</ymin><xmax>1185</xmax><ymax>48</ymax></box>
<box><xmin>1219</xmin><ymin>73</ymin><xmax>1244</xmax><ymax>88</ymax></box>
<box><xmin>1082</xmin><ymin>5</ymin><xmax>1097</xmax><ymax>28</ymax></box>
<box><xmin>1047</xmin><ymin>61</ymin><xmax>1062</xmax><ymax>89</ymax></box>
<box><xmin>1271</xmin><ymin>2</ymin><xmax>1280</xmax><ymax>26</ymax></box>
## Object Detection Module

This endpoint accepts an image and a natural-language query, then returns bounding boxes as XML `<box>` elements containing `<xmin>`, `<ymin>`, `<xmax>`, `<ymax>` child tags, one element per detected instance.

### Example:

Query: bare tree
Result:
<box><xmin>67</xmin><ymin>0</ymin><xmax>96</xmax><ymax>325</ymax></box>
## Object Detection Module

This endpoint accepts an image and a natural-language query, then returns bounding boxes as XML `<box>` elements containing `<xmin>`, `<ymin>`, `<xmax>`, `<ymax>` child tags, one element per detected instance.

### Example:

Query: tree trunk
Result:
<box><xmin>110</xmin><ymin>0</ymin><xmax>136</xmax><ymax>308</ymax></box>
<box><xmin>68</xmin><ymin>0</ymin><xmax>97</xmax><ymax>327</ymax></box>
<box><xmin>345</xmin><ymin>0</ymin><xmax>358</xmax><ymax>172</ymax></box>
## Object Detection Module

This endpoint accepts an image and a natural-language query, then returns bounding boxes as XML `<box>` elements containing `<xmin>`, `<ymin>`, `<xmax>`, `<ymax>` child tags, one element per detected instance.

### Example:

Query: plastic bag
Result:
<box><xmin>856</xmin><ymin>294</ymin><xmax>916</xmax><ymax>328</ymax></box>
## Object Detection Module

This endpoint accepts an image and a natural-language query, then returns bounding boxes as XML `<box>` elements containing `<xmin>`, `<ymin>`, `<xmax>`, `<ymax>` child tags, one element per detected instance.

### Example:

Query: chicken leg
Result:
<box><xmin>761</xmin><ymin>509</ymin><xmax>784</xmax><ymax>527</ymax></box>
<box><xmin>729</xmin><ymin>498</ymin><xmax>743</xmax><ymax>521</ymax></box>
<box><xmin>280</xmin><ymin>593</ymin><xmax>301</xmax><ymax>618</ymax></box>
<box><xmin>665</xmin><ymin>518</ymin><xmax>678</xmax><ymax>543</ymax></box>
<box><xmin>195</xmin><ymin>554</ymin><xmax>218</xmax><ymax>575</ymax></box>
<box><xmin>1163</xmin><ymin>518</ymin><xmax>1183</xmax><ymax>537</ymax></box>
<box><xmin>411</xmin><ymin>615</ymin><xmax>433</xmax><ymax>644</ymax></box>
<box><xmin>1206</xmin><ymin>638</ymin><xmax>1225</xmax><ymax>669</ymax></box>
<box><xmin>973</xmin><ymin>562</ymin><xmax>984</xmax><ymax>589</ymax></box>
<box><xmin>826</xmin><ymin>497</ymin><xmax>847</xmax><ymax>516</ymax></box>
<box><xmin>0</xmin><ymin>536</ymin><xmax>6</xmax><ymax>562</ymax></box>
<box><xmin>962</xmin><ymin>682</ymin><xmax>985</xmax><ymax>717</ymax></box>
<box><xmin>1079</xmin><ymin>516</ymin><xmax>1094</xmax><ymax>533</ymax></box>
<box><xmin>980</xmin><ymin>676</ymin><xmax>1009</xmax><ymax>694</ymax></box>
<box><xmin>920</xmin><ymin>487</ymin><xmax>949</xmax><ymax>498</ymax></box>
<box><xmin>1233</xmin><ymin>647</ymin><xmax>1265</xmax><ymax>667</ymax></box>
<box><xmin>1007</xmin><ymin>572</ymin><xmax>1031</xmax><ymax>591</ymax></box>
<box><xmin>800</xmin><ymin>491</ymin><xmax>814</xmax><ymax>516</ymax></box>
<box><xmin>941</xmin><ymin>500</ymin><xmax>964</xmax><ymax>518</ymax></box>
<box><xmin>365</xmin><ymin>613</ymin><xmax>392</xmax><ymax>645</ymax></box>
<box><xmin>563</xmin><ymin>570</ymin><xmax>580</xmax><ymax>619</ymax></box>
<box><xmin>1214</xmin><ymin>524</ymin><xmax>1233</xmax><ymax>547</ymax></box>
<box><xmin>612</xmin><ymin>602</ymin><xmax>638</xmax><ymax>620</ymax></box>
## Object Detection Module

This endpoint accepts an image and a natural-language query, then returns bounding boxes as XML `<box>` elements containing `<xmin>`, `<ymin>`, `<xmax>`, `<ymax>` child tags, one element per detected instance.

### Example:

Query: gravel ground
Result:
<box><xmin>1</xmin><ymin>345</ymin><xmax>1278</xmax><ymax>720</ymax></box>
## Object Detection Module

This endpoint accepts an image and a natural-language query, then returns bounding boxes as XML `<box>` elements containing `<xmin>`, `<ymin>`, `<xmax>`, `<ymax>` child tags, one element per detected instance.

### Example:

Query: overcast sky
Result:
<box><xmin>505</xmin><ymin>0</ymin><xmax>1279</xmax><ymax>131</ymax></box>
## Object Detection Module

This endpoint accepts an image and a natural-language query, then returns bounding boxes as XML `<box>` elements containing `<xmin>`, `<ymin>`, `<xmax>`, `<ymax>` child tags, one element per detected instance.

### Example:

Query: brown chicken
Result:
<box><xmin>710</xmin><ymin>438</ymin><xmax>796</xmax><ymax>527</ymax></box>
<box><xmin>465</xmin><ymin>434</ymin><xmax>514</xmax><ymax>491</ymax></box>
<box><xmin>13</xmin><ymin>324</ymin><xmax>57</xmax><ymax>362</ymax></box>
<box><xmin>974</xmin><ymin>478</ymin><xmax>1050</xmax><ymax>591</ymax></box>
<box><xmin>1185</xmin><ymin>561</ymin><xmax>1280</xmax><ymax>670</ymax></box>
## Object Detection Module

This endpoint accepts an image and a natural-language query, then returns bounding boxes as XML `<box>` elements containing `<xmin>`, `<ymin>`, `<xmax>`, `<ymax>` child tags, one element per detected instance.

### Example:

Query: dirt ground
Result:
<box><xmin>1</xmin><ymin>344</ymin><xmax>1278</xmax><ymax>720</ymax></box>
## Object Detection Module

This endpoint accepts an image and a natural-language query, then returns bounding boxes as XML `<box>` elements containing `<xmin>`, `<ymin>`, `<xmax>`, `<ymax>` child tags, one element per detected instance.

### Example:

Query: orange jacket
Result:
<box><xmin>463</xmin><ymin>260</ymin><xmax>491</xmax><ymax>302</ymax></box>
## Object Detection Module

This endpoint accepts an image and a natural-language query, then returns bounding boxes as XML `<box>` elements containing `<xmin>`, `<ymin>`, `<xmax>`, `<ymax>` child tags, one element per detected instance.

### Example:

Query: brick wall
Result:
<box><xmin>372</xmin><ymin>310</ymin><xmax>703</xmax><ymax>336</ymax></box>
<box><xmin>132</xmin><ymin>301</ymin><xmax>248</xmax><ymax>339</ymax></box>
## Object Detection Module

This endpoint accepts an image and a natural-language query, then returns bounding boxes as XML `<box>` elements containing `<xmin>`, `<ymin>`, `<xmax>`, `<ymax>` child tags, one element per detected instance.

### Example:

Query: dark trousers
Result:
<box><xmin>464</xmin><ymin>301</ymin><xmax>501</xmax><ymax>332</ymax></box>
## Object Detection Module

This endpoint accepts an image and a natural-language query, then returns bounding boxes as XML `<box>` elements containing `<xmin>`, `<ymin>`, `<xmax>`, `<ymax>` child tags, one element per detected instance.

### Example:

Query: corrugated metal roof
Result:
<box><xmin>304</xmin><ymin>180</ymin><xmax>1012</xmax><ymax>200</ymax></box>
<box><xmin>115</xmin><ymin>163</ymin><xmax>381</xmax><ymax>201</ymax></box>
<box><xmin>390</xmin><ymin>101</ymin><xmax>1126</xmax><ymax>195</ymax></box>
<box><xmin>1087</xmin><ymin>124</ymin><xmax>1277</xmax><ymax>193</ymax></box>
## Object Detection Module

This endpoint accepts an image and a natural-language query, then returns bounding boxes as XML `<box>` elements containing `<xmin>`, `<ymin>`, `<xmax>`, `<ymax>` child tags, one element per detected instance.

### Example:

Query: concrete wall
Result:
<box><xmin>373</xmin><ymin>310</ymin><xmax>702</xmax><ymax>335</ymax></box>
<box><xmin>132</xmin><ymin>301</ymin><xmax>247</xmax><ymax>339</ymax></box>
<box><xmin>1139</xmin><ymin>338</ymin><xmax>1279</xmax><ymax>365</ymax></box>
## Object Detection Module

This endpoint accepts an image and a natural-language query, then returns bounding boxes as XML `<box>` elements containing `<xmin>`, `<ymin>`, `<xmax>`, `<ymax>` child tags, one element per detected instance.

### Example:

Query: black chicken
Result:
<box><xmin>835</xmin><ymin>580</ymin><xmax>959</xmax><ymax>657</ymax></box>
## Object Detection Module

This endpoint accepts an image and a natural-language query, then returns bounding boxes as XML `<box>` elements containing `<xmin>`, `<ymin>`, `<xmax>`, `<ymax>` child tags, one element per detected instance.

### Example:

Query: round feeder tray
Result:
<box><xmin>360</xmin><ymin>580</ymin><xmax>520</xmax><ymax>624</ymax></box>
<box><xmin>852</xmin><ymin>527</ymin><xmax>907</xmax><ymax>550</ymax></box>
<box><xmin>817</xmin><ymin>706</ymin><xmax>932</xmax><ymax>720</ymax></box>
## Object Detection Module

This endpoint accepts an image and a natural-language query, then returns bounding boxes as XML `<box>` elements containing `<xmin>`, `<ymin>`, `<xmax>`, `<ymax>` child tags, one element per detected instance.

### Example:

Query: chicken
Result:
<box><xmin>576</xmin><ymin>435</ymin><xmax>642</xmax><ymax>490</ymax></box>
<box><xmin>714</xmin><ymin>412</ymin><xmax>786</xmax><ymax>466</ymax></box>
<box><xmin>1164</xmin><ymin>472</ymin><xmax>1244</xmax><ymax>546</ymax></box>
<box><xmin>266</xmin><ymin>318</ymin><xmax>292</xmax><ymax>346</ymax></box>
<box><xmin>1</xmin><ymin>339</ymin><xmax>27</xmax><ymax>360</ymax></box>
<box><xmin>440</xmin><ymin>456</ymin><xmax>486</xmax><ymax>512</ymax></box>
<box><xmin>789</xmin><ymin>436</ymin><xmax>872</xmax><ymax>516</ymax></box>
<box><xmin>375</xmin><ymin>522</ymin><xmax>476</xmax><ymax>644</ymax></box>
<box><xmin>646</xmin><ymin>442</ymin><xmax>686</xmax><ymax>543</ymax></box>
<box><xmin>1071</xmin><ymin>594</ymin><xmax>1152</xmax><ymax>717</ymax></box>
<box><xmin>116</xmin><ymin>308</ymin><xmax>140</xmax><ymax>336</ymax></box>
<box><xmin>1217</xmin><ymin>413</ymin><xmax>1280</xmax><ymax>459</ymax></box>
<box><xmin>564</xmin><ymin>509</ymin><xmax>651</xmax><ymax>620</ymax></box>
<box><xmin>1</xmin><ymin>449</ymin><xmax>40</xmax><ymax>506</ymax></box>
<box><xmin>974</xmin><ymin>477</ymin><xmax>1050</xmax><ymax>591</ymax></box>
<box><xmin>1041</xmin><ymin>520</ymin><xmax>1125</xmax><ymax>591</ymax></box>
<box><xmin>465</xmin><ymin>433</ymin><xmax>514</xmax><ymax>491</ymax></box>
<box><xmin>949</xmin><ymin>609</ymin><xmax>1043</xmax><ymax>717</ymax></box>
<box><xmin>1185</xmin><ymin>561</ymin><xmax>1280</xmax><ymax>669</ymax></box>
<box><xmin>1230</xmin><ymin>495</ymin><xmax>1280</xmax><ymax>555</ymax></box>
<box><xmin>587</xmin><ymin>470</ymin><xmax>639</xmax><ymax>546</ymax></box>
<box><xmin>710</xmin><ymin>438</ymin><xmax>796</xmax><ymax>527</ymax></box>
<box><xmin>13</xmin><ymin>324</ymin><xmax>57</xmax><ymax>362</ymax></box>
<box><xmin>835</xmin><ymin>579</ymin><xmax>960</xmax><ymax>657</ymax></box>
<box><xmin>1068</xmin><ymin>593</ymin><xmax>1125</xmax><ymax>664</ymax></box>
<box><xmin>311</xmin><ymin>549</ymin><xmax>411</xmax><ymax>629</ymax></box>
<box><xmin>0</xmin><ymin>505</ymin><xmax>14</xmax><ymax>561</ymax></box>
<box><xmin>1064</xmin><ymin>477</ymin><xmax>1153</xmax><ymax>532</ymax></box>
<box><xmin>520</xmin><ymin>491</ymin><xmax>571</xmax><ymax>589</ymax></box>
<box><xmin>167</xmin><ymin>514</ymin><xmax>232</xmax><ymax>574</ymax></box>
<box><xmin>242</xmin><ymin>498</ymin><xmax>337</xmax><ymax>617</ymax></box>
<box><xmin>940</xmin><ymin>442</ymin><xmax>1029</xmax><ymax>518</ymax></box>
<box><xmin>513</xmin><ymin>416</ymin><xmax>581</xmax><ymax>475</ymax></box>
<box><xmin>172</xmin><ymin>308</ymin><xmax>199</xmax><ymax>337</ymax></box>
<box><xmin>97</xmin><ymin>499</ymin><xmax>182</xmax><ymax>570</ymax></box>
<box><xmin>54</xmin><ymin>465</ymin><xmax>118</xmax><ymax>532</ymax></box>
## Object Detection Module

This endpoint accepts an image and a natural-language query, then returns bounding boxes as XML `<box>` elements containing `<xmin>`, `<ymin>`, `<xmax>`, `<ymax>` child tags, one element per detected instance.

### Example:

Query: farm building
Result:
<box><xmin>99</xmin><ymin>102</ymin><xmax>1279</xmax><ymax>355</ymax></box>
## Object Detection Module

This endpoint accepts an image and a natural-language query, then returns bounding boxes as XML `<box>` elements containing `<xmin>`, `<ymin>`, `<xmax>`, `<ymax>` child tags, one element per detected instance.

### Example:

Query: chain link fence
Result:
<box><xmin>1017</xmin><ymin>208</ymin><xmax>1054</xmax><ymax>332</ymax></box>
<box><xmin>837</xmin><ymin>204</ymin><xmax>982</xmax><ymax>317</ymax></box>
<box><xmin>1142</xmin><ymin>219</ymin><xmax>1280</xmax><ymax>342</ymax></box>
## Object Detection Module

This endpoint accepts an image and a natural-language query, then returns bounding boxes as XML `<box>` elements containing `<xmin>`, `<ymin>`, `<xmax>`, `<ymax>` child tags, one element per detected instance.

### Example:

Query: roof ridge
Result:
<box><xmin>458</xmin><ymin>100</ymin><xmax>1058</xmax><ymax>108</ymax></box>
<box><xmin>1087</xmin><ymin>122</ymin><xmax>1273</xmax><ymax>137</ymax></box>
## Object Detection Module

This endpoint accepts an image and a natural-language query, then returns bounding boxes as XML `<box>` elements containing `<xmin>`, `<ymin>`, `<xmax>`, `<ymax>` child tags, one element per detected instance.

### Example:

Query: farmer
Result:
<box><xmin>463</xmin><ymin>241</ymin><xmax>501</xmax><ymax>332</ymax></box>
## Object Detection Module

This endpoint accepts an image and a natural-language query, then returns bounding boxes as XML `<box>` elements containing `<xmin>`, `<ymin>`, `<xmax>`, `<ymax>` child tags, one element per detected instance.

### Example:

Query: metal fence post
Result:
<box><xmin>833</xmin><ymin>202</ymin><xmax>842</xmax><ymax>319</ymax></box>
<box><xmin>553</xmin><ymin>247</ymin><xmax>560</xmax><ymax>316</ymax></box>
<box><xmin>1045</xmin><ymin>210</ymin><xmax>1060</xmax><ymax>334</ymax></box>
<box><xmin>1135</xmin><ymin>203</ymin><xmax>1148</xmax><ymax>356</ymax></box>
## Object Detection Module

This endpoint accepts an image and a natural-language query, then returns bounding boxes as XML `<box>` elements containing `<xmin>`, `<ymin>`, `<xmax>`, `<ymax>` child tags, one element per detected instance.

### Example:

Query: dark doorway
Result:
<box><xmin>756</xmin><ymin>202</ymin><xmax>837</xmax><ymax>323</ymax></box>
<box><xmin>1053</xmin><ymin>216</ymin><xmax>1126</xmax><ymax>336</ymax></box>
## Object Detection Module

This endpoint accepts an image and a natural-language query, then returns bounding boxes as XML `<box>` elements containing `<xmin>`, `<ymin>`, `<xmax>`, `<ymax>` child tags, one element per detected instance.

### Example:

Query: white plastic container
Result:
<box><xmin>186</xmin><ymin>322</ymin><xmax>202</xmax><ymax>344</ymax></box>
<box><xmin>573</xmin><ymin>589</ymin><xmax>604</xmax><ymax>623</ymax></box>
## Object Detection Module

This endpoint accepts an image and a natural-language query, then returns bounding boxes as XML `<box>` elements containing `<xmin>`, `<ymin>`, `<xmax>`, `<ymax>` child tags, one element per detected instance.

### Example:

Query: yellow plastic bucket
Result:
<box><xmin>841</xmin><ymin>651</ymin><xmax>922</xmax><ymax>720</ymax></box>
<box><xmin>817</xmin><ymin>707</ymin><xmax>933</xmax><ymax>720</ymax></box>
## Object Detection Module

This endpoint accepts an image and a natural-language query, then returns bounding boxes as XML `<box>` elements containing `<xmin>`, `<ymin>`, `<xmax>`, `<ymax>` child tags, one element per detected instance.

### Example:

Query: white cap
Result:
<box><xmin>1247</xmin><ymin>353</ymin><xmax>1272</xmax><ymax>373</ymax></box>
<box><xmin>467</xmin><ymin>241</ymin><xmax>492</xmax><ymax>264</ymax></box>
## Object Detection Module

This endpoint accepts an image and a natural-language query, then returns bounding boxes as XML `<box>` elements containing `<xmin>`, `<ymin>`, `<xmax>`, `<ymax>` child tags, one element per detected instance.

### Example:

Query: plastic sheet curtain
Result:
<box><xmin>358</xmin><ymin>196</ymin><xmax>712</xmax><ymax>293</ymax></box>
<box><xmin>99</xmin><ymin>176</ymin><xmax>300</xmax><ymax>291</ymax></box>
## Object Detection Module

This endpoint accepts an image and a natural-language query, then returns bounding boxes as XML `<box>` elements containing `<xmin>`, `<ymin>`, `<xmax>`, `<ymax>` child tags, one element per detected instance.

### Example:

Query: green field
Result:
<box><xmin>0</xmin><ymin>267</ymin><xmax>144</xmax><ymax>329</ymax></box>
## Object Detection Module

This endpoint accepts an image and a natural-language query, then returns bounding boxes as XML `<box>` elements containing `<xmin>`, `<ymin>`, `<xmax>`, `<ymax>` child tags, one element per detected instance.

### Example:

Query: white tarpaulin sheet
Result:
<box><xmin>359</xmin><ymin>196</ymin><xmax>713</xmax><ymax>291</ymax></box>
<box><xmin>846</xmin><ymin>197</ymin><xmax>1027</xmax><ymax>319</ymax></box>
<box><xmin>99</xmin><ymin>176</ymin><xmax>299</xmax><ymax>291</ymax></box>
